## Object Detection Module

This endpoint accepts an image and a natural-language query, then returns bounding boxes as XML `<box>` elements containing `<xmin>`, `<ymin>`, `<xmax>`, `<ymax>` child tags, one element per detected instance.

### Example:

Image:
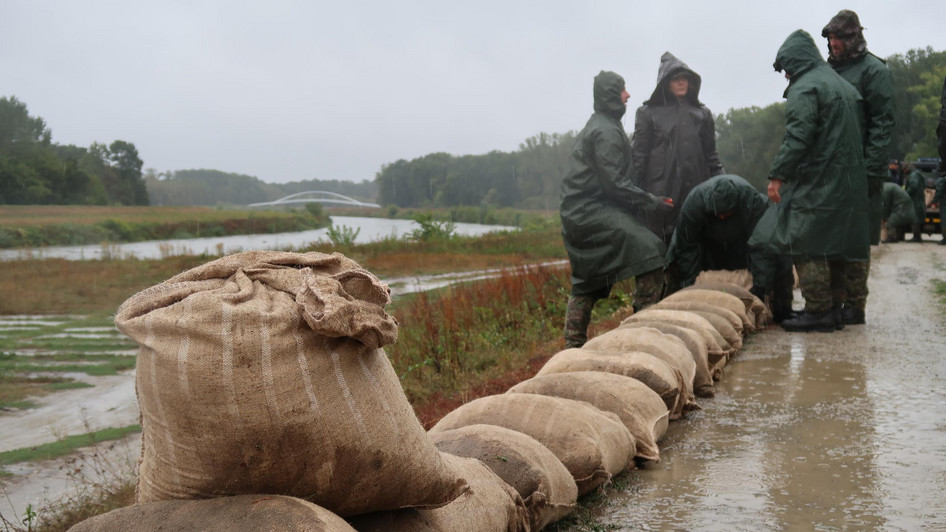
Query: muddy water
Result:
<box><xmin>592</xmin><ymin>244</ymin><xmax>946</xmax><ymax>531</ymax></box>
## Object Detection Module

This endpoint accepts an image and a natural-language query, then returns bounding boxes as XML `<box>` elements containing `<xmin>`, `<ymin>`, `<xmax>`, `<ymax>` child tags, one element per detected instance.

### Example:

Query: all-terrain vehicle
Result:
<box><xmin>910</xmin><ymin>158</ymin><xmax>943</xmax><ymax>235</ymax></box>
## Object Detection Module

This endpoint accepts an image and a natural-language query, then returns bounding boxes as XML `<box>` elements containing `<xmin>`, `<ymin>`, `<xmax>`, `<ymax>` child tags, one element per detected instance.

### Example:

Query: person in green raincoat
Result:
<box><xmin>902</xmin><ymin>162</ymin><xmax>928</xmax><ymax>242</ymax></box>
<box><xmin>881</xmin><ymin>181</ymin><xmax>919</xmax><ymax>243</ymax></box>
<box><xmin>765</xmin><ymin>29</ymin><xmax>869</xmax><ymax>333</ymax></box>
<box><xmin>630</xmin><ymin>52</ymin><xmax>725</xmax><ymax>244</ymax></box>
<box><xmin>822</xmin><ymin>10</ymin><xmax>895</xmax><ymax>323</ymax></box>
<box><xmin>560</xmin><ymin>70</ymin><xmax>673</xmax><ymax>348</ymax></box>
<box><xmin>665</xmin><ymin>174</ymin><xmax>795</xmax><ymax>322</ymax></box>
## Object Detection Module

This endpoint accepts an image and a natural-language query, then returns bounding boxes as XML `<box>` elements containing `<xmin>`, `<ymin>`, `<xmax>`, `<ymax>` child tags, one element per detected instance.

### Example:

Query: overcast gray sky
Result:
<box><xmin>3</xmin><ymin>1</ymin><xmax>944</xmax><ymax>184</ymax></box>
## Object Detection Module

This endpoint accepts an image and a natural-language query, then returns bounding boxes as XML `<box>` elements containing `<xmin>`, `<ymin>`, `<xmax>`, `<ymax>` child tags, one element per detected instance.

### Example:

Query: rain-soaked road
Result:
<box><xmin>590</xmin><ymin>241</ymin><xmax>946</xmax><ymax>531</ymax></box>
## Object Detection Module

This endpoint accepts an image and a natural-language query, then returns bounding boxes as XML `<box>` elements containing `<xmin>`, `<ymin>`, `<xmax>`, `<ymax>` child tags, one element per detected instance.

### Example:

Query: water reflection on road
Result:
<box><xmin>590</xmin><ymin>245</ymin><xmax>946</xmax><ymax>530</ymax></box>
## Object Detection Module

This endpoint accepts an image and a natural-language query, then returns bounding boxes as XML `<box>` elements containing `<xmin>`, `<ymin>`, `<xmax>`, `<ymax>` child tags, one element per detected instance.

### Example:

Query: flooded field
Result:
<box><xmin>582</xmin><ymin>243</ymin><xmax>946</xmax><ymax>531</ymax></box>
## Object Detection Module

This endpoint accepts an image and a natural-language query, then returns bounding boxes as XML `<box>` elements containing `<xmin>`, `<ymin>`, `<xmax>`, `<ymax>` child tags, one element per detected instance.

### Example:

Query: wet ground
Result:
<box><xmin>1</xmin><ymin>241</ymin><xmax>944</xmax><ymax>529</ymax></box>
<box><xmin>590</xmin><ymin>241</ymin><xmax>946</xmax><ymax>531</ymax></box>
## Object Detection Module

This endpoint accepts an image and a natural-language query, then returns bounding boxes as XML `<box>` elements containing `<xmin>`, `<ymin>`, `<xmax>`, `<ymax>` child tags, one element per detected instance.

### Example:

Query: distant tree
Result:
<box><xmin>887</xmin><ymin>47</ymin><xmax>946</xmax><ymax>160</ymax></box>
<box><xmin>107</xmin><ymin>140</ymin><xmax>148</xmax><ymax>205</ymax></box>
<box><xmin>715</xmin><ymin>103</ymin><xmax>787</xmax><ymax>192</ymax></box>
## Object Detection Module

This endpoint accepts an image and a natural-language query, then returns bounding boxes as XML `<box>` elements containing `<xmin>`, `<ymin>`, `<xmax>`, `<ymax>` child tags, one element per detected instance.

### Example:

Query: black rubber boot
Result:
<box><xmin>781</xmin><ymin>309</ymin><xmax>837</xmax><ymax>333</ymax></box>
<box><xmin>841</xmin><ymin>306</ymin><xmax>865</xmax><ymax>325</ymax></box>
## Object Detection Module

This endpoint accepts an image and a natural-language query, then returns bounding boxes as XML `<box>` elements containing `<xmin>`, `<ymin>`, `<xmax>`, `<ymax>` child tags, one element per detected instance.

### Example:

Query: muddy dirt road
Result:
<box><xmin>1</xmin><ymin>241</ymin><xmax>944</xmax><ymax>529</ymax></box>
<box><xmin>591</xmin><ymin>241</ymin><xmax>946</xmax><ymax>530</ymax></box>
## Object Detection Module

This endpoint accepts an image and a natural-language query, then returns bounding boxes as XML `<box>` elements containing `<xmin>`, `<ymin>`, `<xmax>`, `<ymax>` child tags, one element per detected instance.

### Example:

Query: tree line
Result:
<box><xmin>2</xmin><ymin>48</ymin><xmax>942</xmax><ymax>208</ymax></box>
<box><xmin>0</xmin><ymin>96</ymin><xmax>148</xmax><ymax>205</ymax></box>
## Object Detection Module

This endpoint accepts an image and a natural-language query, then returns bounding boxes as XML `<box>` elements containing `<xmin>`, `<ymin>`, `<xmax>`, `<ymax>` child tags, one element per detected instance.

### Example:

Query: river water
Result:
<box><xmin>583</xmin><ymin>244</ymin><xmax>946</xmax><ymax>531</ymax></box>
<box><xmin>0</xmin><ymin>216</ymin><xmax>513</xmax><ymax>261</ymax></box>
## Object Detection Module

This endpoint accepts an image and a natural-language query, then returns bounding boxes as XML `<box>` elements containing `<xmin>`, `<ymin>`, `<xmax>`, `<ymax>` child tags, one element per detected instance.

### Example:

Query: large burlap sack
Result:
<box><xmin>621</xmin><ymin>309</ymin><xmax>731</xmax><ymax>379</ymax></box>
<box><xmin>663</xmin><ymin>288</ymin><xmax>755</xmax><ymax>333</ymax></box>
<box><xmin>69</xmin><ymin>494</ymin><xmax>355</xmax><ymax>532</ymax></box>
<box><xmin>584</xmin><ymin>327</ymin><xmax>696</xmax><ymax>404</ymax></box>
<box><xmin>694</xmin><ymin>268</ymin><xmax>753</xmax><ymax>289</ymax></box>
<box><xmin>507</xmin><ymin>372</ymin><xmax>668</xmax><ymax>463</ymax></box>
<box><xmin>431</xmin><ymin>424</ymin><xmax>577</xmax><ymax>531</ymax></box>
<box><xmin>429</xmin><ymin>393</ymin><xmax>635</xmax><ymax>495</ymax></box>
<box><xmin>349</xmin><ymin>453</ymin><xmax>530</xmax><ymax>532</ymax></box>
<box><xmin>114</xmin><ymin>251</ymin><xmax>467</xmax><ymax>516</ymax></box>
<box><xmin>535</xmin><ymin>348</ymin><xmax>690</xmax><ymax>420</ymax></box>
<box><xmin>619</xmin><ymin>321</ymin><xmax>713</xmax><ymax>397</ymax></box>
<box><xmin>688</xmin><ymin>281</ymin><xmax>771</xmax><ymax>329</ymax></box>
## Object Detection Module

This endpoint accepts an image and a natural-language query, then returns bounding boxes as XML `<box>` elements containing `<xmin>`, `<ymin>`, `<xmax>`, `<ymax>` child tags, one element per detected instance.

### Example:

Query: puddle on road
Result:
<box><xmin>589</xmin><ymin>326</ymin><xmax>946</xmax><ymax>531</ymax></box>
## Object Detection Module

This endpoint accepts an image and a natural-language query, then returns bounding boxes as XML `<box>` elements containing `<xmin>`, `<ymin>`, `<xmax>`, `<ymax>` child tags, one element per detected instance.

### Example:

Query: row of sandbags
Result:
<box><xmin>70</xmin><ymin>251</ymin><xmax>766</xmax><ymax>531</ymax></box>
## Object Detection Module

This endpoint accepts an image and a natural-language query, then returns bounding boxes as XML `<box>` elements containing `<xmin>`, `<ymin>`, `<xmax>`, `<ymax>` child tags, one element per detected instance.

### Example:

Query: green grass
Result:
<box><xmin>0</xmin><ymin>425</ymin><xmax>141</xmax><ymax>467</ymax></box>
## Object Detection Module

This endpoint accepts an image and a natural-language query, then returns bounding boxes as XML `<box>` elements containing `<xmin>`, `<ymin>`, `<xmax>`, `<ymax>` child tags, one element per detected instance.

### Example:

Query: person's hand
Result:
<box><xmin>767</xmin><ymin>179</ymin><xmax>784</xmax><ymax>203</ymax></box>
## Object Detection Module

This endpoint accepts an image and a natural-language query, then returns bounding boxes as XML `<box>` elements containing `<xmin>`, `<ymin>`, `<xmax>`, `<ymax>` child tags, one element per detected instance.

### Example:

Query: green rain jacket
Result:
<box><xmin>882</xmin><ymin>182</ymin><xmax>919</xmax><ymax>228</ymax></box>
<box><xmin>939</xmin><ymin>76</ymin><xmax>946</xmax><ymax>168</ymax></box>
<box><xmin>561</xmin><ymin>71</ymin><xmax>670</xmax><ymax>296</ymax></box>
<box><xmin>665</xmin><ymin>174</ymin><xmax>778</xmax><ymax>289</ymax></box>
<box><xmin>763</xmin><ymin>30</ymin><xmax>870</xmax><ymax>262</ymax></box>
<box><xmin>630</xmin><ymin>52</ymin><xmax>725</xmax><ymax>242</ymax></box>
<box><xmin>904</xmin><ymin>169</ymin><xmax>928</xmax><ymax>223</ymax></box>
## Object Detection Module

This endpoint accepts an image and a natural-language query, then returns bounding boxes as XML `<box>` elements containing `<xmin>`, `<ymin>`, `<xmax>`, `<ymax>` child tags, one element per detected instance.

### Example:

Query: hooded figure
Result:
<box><xmin>938</xmin><ymin>75</ymin><xmax>946</xmax><ymax>172</ymax></box>
<box><xmin>903</xmin><ymin>163</ymin><xmax>928</xmax><ymax>241</ymax></box>
<box><xmin>760</xmin><ymin>29</ymin><xmax>869</xmax><ymax>332</ymax></box>
<box><xmin>881</xmin><ymin>181</ymin><xmax>920</xmax><ymax>243</ymax></box>
<box><xmin>630</xmin><ymin>52</ymin><xmax>725</xmax><ymax>244</ymax></box>
<box><xmin>666</xmin><ymin>174</ymin><xmax>795</xmax><ymax>321</ymax></box>
<box><xmin>560</xmin><ymin>70</ymin><xmax>672</xmax><ymax>347</ymax></box>
<box><xmin>822</xmin><ymin>10</ymin><xmax>894</xmax><ymax>246</ymax></box>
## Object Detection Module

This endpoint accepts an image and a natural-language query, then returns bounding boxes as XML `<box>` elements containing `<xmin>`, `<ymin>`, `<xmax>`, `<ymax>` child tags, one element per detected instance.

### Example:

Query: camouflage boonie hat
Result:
<box><xmin>822</xmin><ymin>9</ymin><xmax>867</xmax><ymax>62</ymax></box>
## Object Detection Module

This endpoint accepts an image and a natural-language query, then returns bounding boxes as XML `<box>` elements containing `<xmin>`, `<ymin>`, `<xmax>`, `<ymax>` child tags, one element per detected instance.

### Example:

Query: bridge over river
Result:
<box><xmin>248</xmin><ymin>191</ymin><xmax>381</xmax><ymax>208</ymax></box>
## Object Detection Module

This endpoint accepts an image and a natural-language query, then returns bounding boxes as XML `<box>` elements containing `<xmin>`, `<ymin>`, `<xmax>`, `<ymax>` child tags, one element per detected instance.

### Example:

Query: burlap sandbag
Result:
<box><xmin>663</xmin><ymin>288</ymin><xmax>755</xmax><ymax>332</ymax></box>
<box><xmin>507</xmin><ymin>372</ymin><xmax>668</xmax><ymax>463</ymax></box>
<box><xmin>619</xmin><ymin>321</ymin><xmax>714</xmax><ymax>397</ymax></box>
<box><xmin>431</xmin><ymin>424</ymin><xmax>577</xmax><ymax>531</ymax></box>
<box><xmin>621</xmin><ymin>309</ymin><xmax>731</xmax><ymax>379</ymax></box>
<box><xmin>114</xmin><ymin>251</ymin><xmax>467</xmax><ymax>516</ymax></box>
<box><xmin>69</xmin><ymin>494</ymin><xmax>356</xmax><ymax>532</ymax></box>
<box><xmin>652</xmin><ymin>301</ymin><xmax>743</xmax><ymax>351</ymax></box>
<box><xmin>349</xmin><ymin>453</ymin><xmax>530</xmax><ymax>532</ymax></box>
<box><xmin>584</xmin><ymin>327</ymin><xmax>696</xmax><ymax>405</ymax></box>
<box><xmin>429</xmin><ymin>393</ymin><xmax>635</xmax><ymax>495</ymax></box>
<box><xmin>695</xmin><ymin>268</ymin><xmax>753</xmax><ymax>289</ymax></box>
<box><xmin>688</xmin><ymin>281</ymin><xmax>771</xmax><ymax>329</ymax></box>
<box><xmin>536</xmin><ymin>348</ymin><xmax>690</xmax><ymax>420</ymax></box>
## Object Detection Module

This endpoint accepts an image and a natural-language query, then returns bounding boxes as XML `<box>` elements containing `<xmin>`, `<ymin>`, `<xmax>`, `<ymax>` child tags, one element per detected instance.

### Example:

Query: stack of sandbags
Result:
<box><xmin>110</xmin><ymin>251</ymin><xmax>472</xmax><ymax>523</ymax></box>
<box><xmin>621</xmin><ymin>309</ymin><xmax>730</xmax><ymax>380</ymax></box>
<box><xmin>506</xmin><ymin>372</ymin><xmax>668</xmax><ymax>463</ymax></box>
<box><xmin>687</xmin><ymin>281</ymin><xmax>771</xmax><ymax>329</ymax></box>
<box><xmin>429</xmin><ymin>393</ymin><xmax>635</xmax><ymax>496</ymax></box>
<box><xmin>349</xmin><ymin>453</ymin><xmax>530</xmax><ymax>532</ymax></box>
<box><xmin>536</xmin><ymin>348</ymin><xmax>687</xmax><ymax>420</ymax></box>
<box><xmin>430</xmin><ymin>424</ymin><xmax>577</xmax><ymax>531</ymax></box>
<box><xmin>695</xmin><ymin>268</ymin><xmax>753</xmax><ymax>289</ymax></box>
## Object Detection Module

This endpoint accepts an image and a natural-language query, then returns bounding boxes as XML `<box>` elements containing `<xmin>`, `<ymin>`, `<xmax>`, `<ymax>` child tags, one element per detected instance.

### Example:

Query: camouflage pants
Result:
<box><xmin>829</xmin><ymin>259</ymin><xmax>870</xmax><ymax>311</ymax></box>
<box><xmin>795</xmin><ymin>258</ymin><xmax>841</xmax><ymax>313</ymax></box>
<box><xmin>563</xmin><ymin>268</ymin><xmax>665</xmax><ymax>348</ymax></box>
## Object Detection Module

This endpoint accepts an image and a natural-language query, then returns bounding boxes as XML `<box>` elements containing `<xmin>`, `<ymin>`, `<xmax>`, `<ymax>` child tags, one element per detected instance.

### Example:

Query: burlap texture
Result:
<box><xmin>584</xmin><ymin>327</ymin><xmax>697</xmax><ymax>405</ymax></box>
<box><xmin>695</xmin><ymin>268</ymin><xmax>753</xmax><ymax>289</ymax></box>
<box><xmin>508</xmin><ymin>372</ymin><xmax>668</xmax><ymax>463</ymax></box>
<box><xmin>429</xmin><ymin>393</ymin><xmax>634</xmax><ymax>496</ymax></box>
<box><xmin>69</xmin><ymin>494</ymin><xmax>356</xmax><ymax>532</ymax></box>
<box><xmin>535</xmin><ymin>348</ymin><xmax>687</xmax><ymax>420</ymax></box>
<box><xmin>688</xmin><ymin>281</ymin><xmax>772</xmax><ymax>328</ymax></box>
<box><xmin>348</xmin><ymin>453</ymin><xmax>530</xmax><ymax>532</ymax></box>
<box><xmin>431</xmin><ymin>424</ymin><xmax>577</xmax><ymax>531</ymax></box>
<box><xmin>652</xmin><ymin>301</ymin><xmax>743</xmax><ymax>352</ymax></box>
<box><xmin>619</xmin><ymin>321</ymin><xmax>714</xmax><ymax>397</ymax></box>
<box><xmin>621</xmin><ymin>309</ymin><xmax>731</xmax><ymax>364</ymax></box>
<box><xmin>114</xmin><ymin>251</ymin><xmax>467</xmax><ymax>516</ymax></box>
<box><xmin>664</xmin><ymin>288</ymin><xmax>755</xmax><ymax>332</ymax></box>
